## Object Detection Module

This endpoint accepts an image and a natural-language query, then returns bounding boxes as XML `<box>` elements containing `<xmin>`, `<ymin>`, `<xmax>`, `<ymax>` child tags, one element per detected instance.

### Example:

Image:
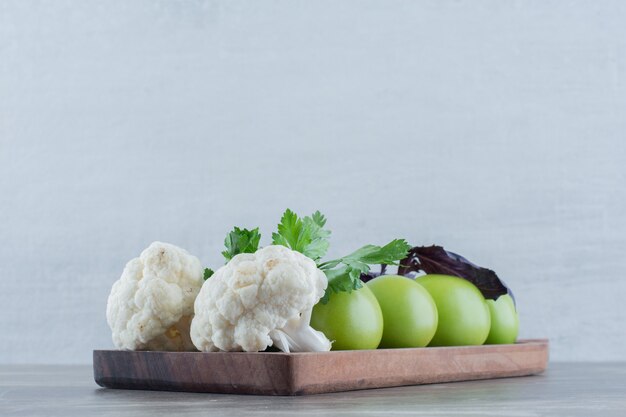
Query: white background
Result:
<box><xmin>1</xmin><ymin>0</ymin><xmax>625</xmax><ymax>364</ymax></box>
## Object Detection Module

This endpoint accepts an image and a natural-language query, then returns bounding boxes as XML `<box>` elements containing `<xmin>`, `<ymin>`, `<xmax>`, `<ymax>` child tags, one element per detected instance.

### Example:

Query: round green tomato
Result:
<box><xmin>417</xmin><ymin>274</ymin><xmax>491</xmax><ymax>346</ymax></box>
<box><xmin>366</xmin><ymin>275</ymin><xmax>438</xmax><ymax>348</ymax></box>
<box><xmin>485</xmin><ymin>294</ymin><xmax>519</xmax><ymax>344</ymax></box>
<box><xmin>311</xmin><ymin>285</ymin><xmax>383</xmax><ymax>350</ymax></box>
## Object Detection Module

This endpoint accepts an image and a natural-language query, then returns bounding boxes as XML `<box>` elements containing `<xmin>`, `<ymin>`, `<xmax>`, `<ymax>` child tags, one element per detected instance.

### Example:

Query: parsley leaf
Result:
<box><xmin>319</xmin><ymin>266</ymin><xmax>363</xmax><ymax>304</ymax></box>
<box><xmin>203</xmin><ymin>268</ymin><xmax>214</xmax><ymax>280</ymax></box>
<box><xmin>271</xmin><ymin>209</ymin><xmax>330</xmax><ymax>261</ymax></box>
<box><xmin>341</xmin><ymin>239</ymin><xmax>413</xmax><ymax>266</ymax></box>
<box><xmin>222</xmin><ymin>227</ymin><xmax>261</xmax><ymax>261</ymax></box>
<box><xmin>318</xmin><ymin>239</ymin><xmax>411</xmax><ymax>303</ymax></box>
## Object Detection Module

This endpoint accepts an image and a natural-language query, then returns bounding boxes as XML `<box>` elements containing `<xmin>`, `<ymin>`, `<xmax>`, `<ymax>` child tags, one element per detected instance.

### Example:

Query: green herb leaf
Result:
<box><xmin>320</xmin><ymin>266</ymin><xmax>364</xmax><ymax>304</ymax></box>
<box><xmin>319</xmin><ymin>239</ymin><xmax>411</xmax><ymax>303</ymax></box>
<box><xmin>203</xmin><ymin>268</ymin><xmax>214</xmax><ymax>280</ymax></box>
<box><xmin>271</xmin><ymin>209</ymin><xmax>300</xmax><ymax>248</ymax></box>
<box><xmin>222</xmin><ymin>227</ymin><xmax>261</xmax><ymax>261</ymax></box>
<box><xmin>271</xmin><ymin>209</ymin><xmax>330</xmax><ymax>261</ymax></box>
<box><xmin>343</xmin><ymin>239</ymin><xmax>412</xmax><ymax>266</ymax></box>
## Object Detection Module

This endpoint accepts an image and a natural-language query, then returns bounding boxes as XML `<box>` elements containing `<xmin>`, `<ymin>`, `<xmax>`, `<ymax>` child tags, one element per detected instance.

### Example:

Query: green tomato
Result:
<box><xmin>311</xmin><ymin>285</ymin><xmax>383</xmax><ymax>350</ymax></box>
<box><xmin>485</xmin><ymin>294</ymin><xmax>519</xmax><ymax>344</ymax></box>
<box><xmin>366</xmin><ymin>275</ymin><xmax>438</xmax><ymax>348</ymax></box>
<box><xmin>417</xmin><ymin>274</ymin><xmax>491</xmax><ymax>346</ymax></box>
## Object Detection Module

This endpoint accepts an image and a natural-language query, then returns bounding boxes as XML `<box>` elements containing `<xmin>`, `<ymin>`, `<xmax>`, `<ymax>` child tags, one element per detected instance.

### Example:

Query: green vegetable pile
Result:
<box><xmin>205</xmin><ymin>208</ymin><xmax>519</xmax><ymax>350</ymax></box>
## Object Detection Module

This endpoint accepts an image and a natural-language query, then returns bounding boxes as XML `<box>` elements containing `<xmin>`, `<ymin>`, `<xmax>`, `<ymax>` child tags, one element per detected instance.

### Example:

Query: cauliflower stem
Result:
<box><xmin>269</xmin><ymin>309</ymin><xmax>331</xmax><ymax>353</ymax></box>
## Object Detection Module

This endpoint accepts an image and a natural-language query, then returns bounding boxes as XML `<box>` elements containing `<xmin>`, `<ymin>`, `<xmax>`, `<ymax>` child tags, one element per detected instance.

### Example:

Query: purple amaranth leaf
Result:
<box><xmin>398</xmin><ymin>245</ymin><xmax>512</xmax><ymax>302</ymax></box>
<box><xmin>359</xmin><ymin>264</ymin><xmax>388</xmax><ymax>283</ymax></box>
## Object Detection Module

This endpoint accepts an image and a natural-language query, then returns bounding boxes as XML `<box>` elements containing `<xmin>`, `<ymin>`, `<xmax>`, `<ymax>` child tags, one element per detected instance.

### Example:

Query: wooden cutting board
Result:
<box><xmin>93</xmin><ymin>338</ymin><xmax>548</xmax><ymax>396</ymax></box>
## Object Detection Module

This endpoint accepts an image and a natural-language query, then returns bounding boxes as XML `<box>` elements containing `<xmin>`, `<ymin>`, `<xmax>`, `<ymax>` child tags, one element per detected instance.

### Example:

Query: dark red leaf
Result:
<box><xmin>397</xmin><ymin>245</ymin><xmax>512</xmax><ymax>301</ymax></box>
<box><xmin>359</xmin><ymin>264</ymin><xmax>388</xmax><ymax>283</ymax></box>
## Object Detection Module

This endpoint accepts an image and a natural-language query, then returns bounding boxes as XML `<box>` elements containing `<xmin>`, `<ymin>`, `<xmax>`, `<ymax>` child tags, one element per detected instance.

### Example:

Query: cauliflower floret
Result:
<box><xmin>190</xmin><ymin>245</ymin><xmax>331</xmax><ymax>352</ymax></box>
<box><xmin>106</xmin><ymin>241</ymin><xmax>204</xmax><ymax>351</ymax></box>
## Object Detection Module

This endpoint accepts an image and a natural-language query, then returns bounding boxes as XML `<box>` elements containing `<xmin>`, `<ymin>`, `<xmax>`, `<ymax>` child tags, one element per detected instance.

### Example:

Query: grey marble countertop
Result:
<box><xmin>1</xmin><ymin>363</ymin><xmax>624</xmax><ymax>416</ymax></box>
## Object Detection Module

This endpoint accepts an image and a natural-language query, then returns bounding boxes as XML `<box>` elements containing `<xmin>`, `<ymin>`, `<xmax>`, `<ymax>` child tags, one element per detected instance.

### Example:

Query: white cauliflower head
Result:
<box><xmin>106</xmin><ymin>241</ymin><xmax>204</xmax><ymax>351</ymax></box>
<box><xmin>190</xmin><ymin>245</ymin><xmax>331</xmax><ymax>353</ymax></box>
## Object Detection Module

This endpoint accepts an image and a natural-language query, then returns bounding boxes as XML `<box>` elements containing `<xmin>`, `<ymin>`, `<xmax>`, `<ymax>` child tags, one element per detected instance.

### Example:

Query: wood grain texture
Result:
<box><xmin>93</xmin><ymin>339</ymin><xmax>548</xmax><ymax>395</ymax></box>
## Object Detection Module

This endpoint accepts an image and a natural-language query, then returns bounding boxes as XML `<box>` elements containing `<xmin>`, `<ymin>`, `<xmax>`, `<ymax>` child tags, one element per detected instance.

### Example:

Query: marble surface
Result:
<box><xmin>1</xmin><ymin>363</ymin><xmax>625</xmax><ymax>416</ymax></box>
